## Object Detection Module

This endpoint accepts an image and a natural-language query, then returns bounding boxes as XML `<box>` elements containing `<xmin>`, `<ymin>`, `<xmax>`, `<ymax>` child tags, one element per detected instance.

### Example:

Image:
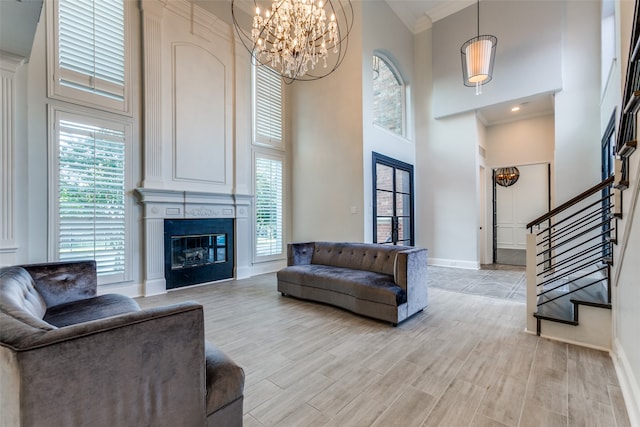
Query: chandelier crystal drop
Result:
<box><xmin>232</xmin><ymin>0</ymin><xmax>353</xmax><ymax>82</ymax></box>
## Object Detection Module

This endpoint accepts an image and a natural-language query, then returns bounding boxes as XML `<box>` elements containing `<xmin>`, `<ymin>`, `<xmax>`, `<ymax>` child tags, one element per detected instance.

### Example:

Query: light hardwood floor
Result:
<box><xmin>137</xmin><ymin>272</ymin><xmax>631</xmax><ymax>427</ymax></box>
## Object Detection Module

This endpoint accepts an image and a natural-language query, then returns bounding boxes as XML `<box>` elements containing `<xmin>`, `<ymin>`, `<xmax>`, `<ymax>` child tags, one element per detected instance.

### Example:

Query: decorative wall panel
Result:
<box><xmin>173</xmin><ymin>44</ymin><xmax>226</xmax><ymax>184</ymax></box>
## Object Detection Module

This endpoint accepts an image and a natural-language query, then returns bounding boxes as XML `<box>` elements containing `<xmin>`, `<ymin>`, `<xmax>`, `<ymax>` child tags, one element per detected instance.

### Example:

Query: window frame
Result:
<box><xmin>252</xmin><ymin>149</ymin><xmax>285</xmax><ymax>262</ymax></box>
<box><xmin>48</xmin><ymin>105</ymin><xmax>133</xmax><ymax>285</ymax></box>
<box><xmin>46</xmin><ymin>0</ymin><xmax>133</xmax><ymax>115</ymax></box>
<box><xmin>372</xmin><ymin>52</ymin><xmax>407</xmax><ymax>138</ymax></box>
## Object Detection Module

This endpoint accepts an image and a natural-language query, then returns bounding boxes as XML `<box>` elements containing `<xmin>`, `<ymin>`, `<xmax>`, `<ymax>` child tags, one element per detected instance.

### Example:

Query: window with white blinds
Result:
<box><xmin>254</xmin><ymin>65</ymin><xmax>283</xmax><ymax>147</ymax></box>
<box><xmin>50</xmin><ymin>0</ymin><xmax>128</xmax><ymax>111</ymax></box>
<box><xmin>56</xmin><ymin>116</ymin><xmax>127</xmax><ymax>278</ymax></box>
<box><xmin>255</xmin><ymin>155</ymin><xmax>283</xmax><ymax>258</ymax></box>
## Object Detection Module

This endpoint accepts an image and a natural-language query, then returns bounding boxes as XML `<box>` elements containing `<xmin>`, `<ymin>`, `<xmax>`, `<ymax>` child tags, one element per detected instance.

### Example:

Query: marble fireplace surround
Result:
<box><xmin>136</xmin><ymin>188</ymin><xmax>252</xmax><ymax>296</ymax></box>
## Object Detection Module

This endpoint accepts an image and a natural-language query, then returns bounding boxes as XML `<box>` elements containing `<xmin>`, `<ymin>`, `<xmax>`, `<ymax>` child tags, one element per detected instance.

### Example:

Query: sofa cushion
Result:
<box><xmin>205</xmin><ymin>341</ymin><xmax>245</xmax><ymax>416</ymax></box>
<box><xmin>0</xmin><ymin>267</ymin><xmax>53</xmax><ymax>330</ymax></box>
<box><xmin>23</xmin><ymin>261</ymin><xmax>97</xmax><ymax>308</ymax></box>
<box><xmin>278</xmin><ymin>264</ymin><xmax>407</xmax><ymax>306</ymax></box>
<box><xmin>44</xmin><ymin>294</ymin><xmax>141</xmax><ymax>327</ymax></box>
<box><xmin>311</xmin><ymin>242</ymin><xmax>402</xmax><ymax>276</ymax></box>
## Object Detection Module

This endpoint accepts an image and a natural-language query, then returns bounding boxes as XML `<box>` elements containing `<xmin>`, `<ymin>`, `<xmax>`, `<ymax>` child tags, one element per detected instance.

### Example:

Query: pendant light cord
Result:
<box><xmin>477</xmin><ymin>0</ymin><xmax>480</xmax><ymax>37</ymax></box>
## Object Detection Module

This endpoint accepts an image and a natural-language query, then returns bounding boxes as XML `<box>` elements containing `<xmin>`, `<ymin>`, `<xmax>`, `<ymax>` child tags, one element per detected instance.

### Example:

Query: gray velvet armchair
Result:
<box><xmin>0</xmin><ymin>261</ymin><xmax>244</xmax><ymax>427</ymax></box>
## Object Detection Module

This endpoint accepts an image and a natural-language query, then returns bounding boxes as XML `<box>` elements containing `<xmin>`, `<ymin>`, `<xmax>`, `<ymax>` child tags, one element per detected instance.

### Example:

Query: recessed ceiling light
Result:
<box><xmin>511</xmin><ymin>106</ymin><xmax>521</xmax><ymax>112</ymax></box>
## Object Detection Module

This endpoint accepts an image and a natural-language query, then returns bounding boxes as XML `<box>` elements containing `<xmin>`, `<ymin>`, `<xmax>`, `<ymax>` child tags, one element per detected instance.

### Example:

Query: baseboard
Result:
<box><xmin>98</xmin><ymin>281</ymin><xmax>143</xmax><ymax>298</ymax></box>
<box><xmin>613</xmin><ymin>338</ymin><xmax>640</xmax><ymax>427</ymax></box>
<box><xmin>143</xmin><ymin>278</ymin><xmax>167</xmax><ymax>297</ymax></box>
<box><xmin>538</xmin><ymin>332</ymin><xmax>612</xmax><ymax>353</ymax></box>
<box><xmin>524</xmin><ymin>327</ymin><xmax>612</xmax><ymax>353</ymax></box>
<box><xmin>428</xmin><ymin>258</ymin><xmax>480</xmax><ymax>270</ymax></box>
<box><xmin>249</xmin><ymin>259</ymin><xmax>287</xmax><ymax>276</ymax></box>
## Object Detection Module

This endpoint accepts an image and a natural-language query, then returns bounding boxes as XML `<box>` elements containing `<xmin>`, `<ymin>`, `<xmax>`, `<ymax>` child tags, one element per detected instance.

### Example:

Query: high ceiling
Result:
<box><xmin>385</xmin><ymin>0</ymin><xmax>476</xmax><ymax>33</ymax></box>
<box><xmin>201</xmin><ymin>0</ymin><xmax>556</xmax><ymax>125</ymax></box>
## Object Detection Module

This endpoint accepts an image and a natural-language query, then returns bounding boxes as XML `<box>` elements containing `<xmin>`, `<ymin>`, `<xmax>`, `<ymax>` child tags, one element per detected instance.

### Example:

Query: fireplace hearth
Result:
<box><xmin>164</xmin><ymin>219</ymin><xmax>234</xmax><ymax>289</ymax></box>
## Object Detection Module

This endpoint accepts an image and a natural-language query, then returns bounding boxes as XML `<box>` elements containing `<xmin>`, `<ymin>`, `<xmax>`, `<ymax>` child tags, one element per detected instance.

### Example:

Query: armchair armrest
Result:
<box><xmin>22</xmin><ymin>260</ymin><xmax>97</xmax><ymax>308</ymax></box>
<box><xmin>394</xmin><ymin>248</ymin><xmax>428</xmax><ymax>314</ymax></box>
<box><xmin>3</xmin><ymin>302</ymin><xmax>206</xmax><ymax>427</ymax></box>
<box><xmin>287</xmin><ymin>242</ymin><xmax>316</xmax><ymax>266</ymax></box>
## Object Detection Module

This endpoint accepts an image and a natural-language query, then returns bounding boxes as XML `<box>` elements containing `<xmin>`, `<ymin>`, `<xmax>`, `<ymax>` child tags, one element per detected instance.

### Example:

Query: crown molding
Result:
<box><xmin>428</xmin><ymin>0</ymin><xmax>475</xmax><ymax>23</ymax></box>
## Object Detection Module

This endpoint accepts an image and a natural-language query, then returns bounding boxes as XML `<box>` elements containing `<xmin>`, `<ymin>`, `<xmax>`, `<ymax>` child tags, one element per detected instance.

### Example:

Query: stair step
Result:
<box><xmin>534</xmin><ymin>297</ymin><xmax>576</xmax><ymax>324</ymax></box>
<box><xmin>535</xmin><ymin>279</ymin><xmax>610</xmax><ymax>326</ymax></box>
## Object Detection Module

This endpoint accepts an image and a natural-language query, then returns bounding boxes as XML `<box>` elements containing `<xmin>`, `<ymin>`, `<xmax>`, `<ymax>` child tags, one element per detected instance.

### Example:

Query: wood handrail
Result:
<box><xmin>526</xmin><ymin>176</ymin><xmax>614</xmax><ymax>230</ymax></box>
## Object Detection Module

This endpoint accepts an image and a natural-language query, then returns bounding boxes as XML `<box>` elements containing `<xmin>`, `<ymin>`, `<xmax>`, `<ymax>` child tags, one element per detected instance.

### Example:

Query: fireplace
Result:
<box><xmin>164</xmin><ymin>219</ymin><xmax>234</xmax><ymax>289</ymax></box>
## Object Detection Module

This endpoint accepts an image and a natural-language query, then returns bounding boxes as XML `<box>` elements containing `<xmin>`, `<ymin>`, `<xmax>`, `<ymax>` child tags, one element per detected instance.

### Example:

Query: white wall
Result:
<box><xmin>361</xmin><ymin>0</ymin><xmax>415</xmax><ymax>243</ymax></box>
<box><xmin>415</xmin><ymin>25</ymin><xmax>485</xmax><ymax>269</ymax></box>
<box><xmin>414</xmin><ymin>28</ymin><xmax>432</xmax><ymax>256</ymax></box>
<box><xmin>418</xmin><ymin>109</ymin><xmax>481</xmax><ymax>267</ymax></box>
<box><xmin>554</xmin><ymin>0</ymin><xmax>602</xmax><ymax>202</ymax></box>
<box><xmin>613</xmin><ymin>149</ymin><xmax>640</xmax><ymax>426</ymax></box>
<box><xmin>611</xmin><ymin>0</ymin><xmax>640</xmax><ymax>423</ymax></box>
<box><xmin>484</xmin><ymin>115</ymin><xmax>554</xmax><ymax>259</ymax></box>
<box><xmin>416</xmin><ymin>0</ymin><xmax>600</xmax><ymax>269</ymax></box>
<box><xmin>289</xmin><ymin>2</ymin><xmax>364</xmax><ymax>243</ymax></box>
<box><xmin>486</xmin><ymin>115</ymin><xmax>555</xmax><ymax>168</ymax></box>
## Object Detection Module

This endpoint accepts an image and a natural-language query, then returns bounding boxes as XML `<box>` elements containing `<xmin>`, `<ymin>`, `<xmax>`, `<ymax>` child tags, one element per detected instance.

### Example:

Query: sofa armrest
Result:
<box><xmin>287</xmin><ymin>242</ymin><xmax>315</xmax><ymax>266</ymax></box>
<box><xmin>22</xmin><ymin>260</ymin><xmax>97</xmax><ymax>308</ymax></box>
<box><xmin>3</xmin><ymin>302</ymin><xmax>206</xmax><ymax>427</ymax></box>
<box><xmin>394</xmin><ymin>248</ymin><xmax>428</xmax><ymax>313</ymax></box>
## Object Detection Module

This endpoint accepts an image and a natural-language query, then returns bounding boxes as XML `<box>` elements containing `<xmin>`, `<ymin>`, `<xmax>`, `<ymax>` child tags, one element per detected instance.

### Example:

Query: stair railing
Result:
<box><xmin>525</xmin><ymin>177</ymin><xmax>615</xmax><ymax>333</ymax></box>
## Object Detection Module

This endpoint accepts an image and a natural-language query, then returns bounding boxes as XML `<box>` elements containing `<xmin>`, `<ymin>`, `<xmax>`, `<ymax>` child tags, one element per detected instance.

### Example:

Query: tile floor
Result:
<box><xmin>428</xmin><ymin>264</ymin><xmax>526</xmax><ymax>303</ymax></box>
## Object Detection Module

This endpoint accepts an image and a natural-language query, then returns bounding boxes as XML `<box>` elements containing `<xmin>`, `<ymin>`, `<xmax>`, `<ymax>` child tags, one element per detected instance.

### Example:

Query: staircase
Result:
<box><xmin>525</xmin><ymin>177</ymin><xmax>616</xmax><ymax>349</ymax></box>
<box><xmin>524</xmin><ymin>0</ymin><xmax>640</xmax><ymax>349</ymax></box>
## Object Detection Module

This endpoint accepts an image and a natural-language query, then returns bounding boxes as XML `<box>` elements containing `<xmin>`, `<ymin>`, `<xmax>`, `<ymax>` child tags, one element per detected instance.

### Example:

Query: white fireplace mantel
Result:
<box><xmin>136</xmin><ymin>188</ymin><xmax>253</xmax><ymax>296</ymax></box>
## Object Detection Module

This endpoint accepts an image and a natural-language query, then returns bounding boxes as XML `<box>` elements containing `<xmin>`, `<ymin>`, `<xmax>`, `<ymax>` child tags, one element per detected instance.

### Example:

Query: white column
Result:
<box><xmin>234</xmin><ymin>194</ymin><xmax>253</xmax><ymax>279</ymax></box>
<box><xmin>0</xmin><ymin>52</ymin><xmax>25</xmax><ymax>266</ymax></box>
<box><xmin>140</xmin><ymin>1</ymin><xmax>165</xmax><ymax>188</ymax></box>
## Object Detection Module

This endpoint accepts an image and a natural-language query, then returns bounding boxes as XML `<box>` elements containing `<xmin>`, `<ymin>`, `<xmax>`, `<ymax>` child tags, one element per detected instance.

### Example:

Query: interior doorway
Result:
<box><xmin>493</xmin><ymin>163</ymin><xmax>550</xmax><ymax>266</ymax></box>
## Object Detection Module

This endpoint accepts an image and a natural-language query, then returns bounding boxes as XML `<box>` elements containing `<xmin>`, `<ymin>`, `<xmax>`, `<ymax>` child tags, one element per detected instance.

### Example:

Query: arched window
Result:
<box><xmin>372</xmin><ymin>54</ymin><xmax>405</xmax><ymax>136</ymax></box>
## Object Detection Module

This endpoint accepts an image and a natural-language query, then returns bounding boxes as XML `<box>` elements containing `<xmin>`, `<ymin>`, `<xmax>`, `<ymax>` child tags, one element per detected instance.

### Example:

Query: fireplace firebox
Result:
<box><xmin>164</xmin><ymin>219</ymin><xmax>234</xmax><ymax>289</ymax></box>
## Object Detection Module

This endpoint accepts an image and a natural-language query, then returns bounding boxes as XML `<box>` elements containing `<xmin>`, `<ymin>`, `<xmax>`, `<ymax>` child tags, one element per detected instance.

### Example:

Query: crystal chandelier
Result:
<box><xmin>232</xmin><ymin>0</ymin><xmax>353</xmax><ymax>82</ymax></box>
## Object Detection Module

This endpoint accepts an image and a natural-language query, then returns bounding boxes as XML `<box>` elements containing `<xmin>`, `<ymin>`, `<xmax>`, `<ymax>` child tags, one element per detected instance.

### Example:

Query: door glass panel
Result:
<box><xmin>376</xmin><ymin>217</ymin><xmax>392</xmax><ymax>243</ymax></box>
<box><xmin>396</xmin><ymin>169</ymin><xmax>410</xmax><ymax>193</ymax></box>
<box><xmin>376</xmin><ymin>164</ymin><xmax>394</xmax><ymax>191</ymax></box>
<box><xmin>398</xmin><ymin>217</ymin><xmax>410</xmax><ymax>241</ymax></box>
<box><xmin>396</xmin><ymin>193</ymin><xmax>410</xmax><ymax>216</ymax></box>
<box><xmin>376</xmin><ymin>190</ymin><xmax>393</xmax><ymax>215</ymax></box>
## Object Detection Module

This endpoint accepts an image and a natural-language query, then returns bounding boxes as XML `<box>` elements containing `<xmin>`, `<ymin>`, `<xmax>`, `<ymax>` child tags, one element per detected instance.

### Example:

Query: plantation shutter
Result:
<box><xmin>255</xmin><ymin>156</ymin><xmax>283</xmax><ymax>257</ymax></box>
<box><xmin>254</xmin><ymin>66</ymin><xmax>283</xmax><ymax>145</ymax></box>
<box><xmin>57</xmin><ymin>0</ymin><xmax>125</xmax><ymax>100</ymax></box>
<box><xmin>58</xmin><ymin>119</ymin><xmax>126</xmax><ymax>276</ymax></box>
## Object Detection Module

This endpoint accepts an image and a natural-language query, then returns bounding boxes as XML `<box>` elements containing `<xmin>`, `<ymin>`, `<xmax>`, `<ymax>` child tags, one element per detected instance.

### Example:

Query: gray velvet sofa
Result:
<box><xmin>277</xmin><ymin>242</ymin><xmax>428</xmax><ymax>325</ymax></box>
<box><xmin>0</xmin><ymin>260</ymin><xmax>244</xmax><ymax>427</ymax></box>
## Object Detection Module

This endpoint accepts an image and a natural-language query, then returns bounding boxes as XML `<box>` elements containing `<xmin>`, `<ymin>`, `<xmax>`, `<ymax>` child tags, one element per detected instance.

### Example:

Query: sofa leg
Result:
<box><xmin>391</xmin><ymin>322</ymin><xmax>397</xmax><ymax>327</ymax></box>
<box><xmin>281</xmin><ymin>292</ymin><xmax>287</xmax><ymax>297</ymax></box>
